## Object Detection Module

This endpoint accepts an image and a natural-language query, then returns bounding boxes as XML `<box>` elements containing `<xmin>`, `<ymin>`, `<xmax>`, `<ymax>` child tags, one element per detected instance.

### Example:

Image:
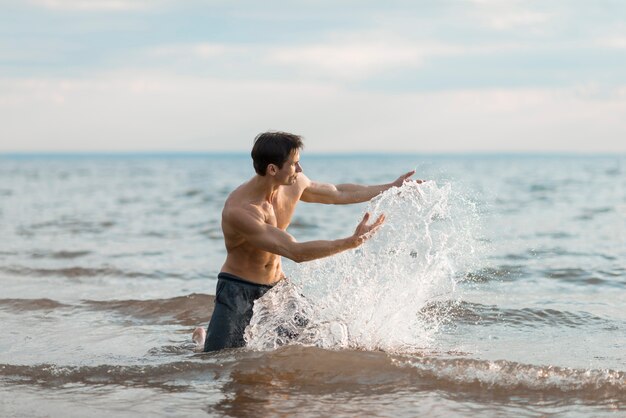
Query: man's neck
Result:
<box><xmin>249</xmin><ymin>175</ymin><xmax>281</xmax><ymax>203</ymax></box>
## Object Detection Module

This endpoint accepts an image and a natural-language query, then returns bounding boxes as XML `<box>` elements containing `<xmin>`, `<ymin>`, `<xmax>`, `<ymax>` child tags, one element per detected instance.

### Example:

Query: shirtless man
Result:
<box><xmin>195</xmin><ymin>131</ymin><xmax>421</xmax><ymax>352</ymax></box>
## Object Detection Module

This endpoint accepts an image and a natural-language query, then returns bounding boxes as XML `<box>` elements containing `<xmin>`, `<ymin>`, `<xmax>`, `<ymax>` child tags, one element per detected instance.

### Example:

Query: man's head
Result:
<box><xmin>251</xmin><ymin>131</ymin><xmax>304</xmax><ymax>176</ymax></box>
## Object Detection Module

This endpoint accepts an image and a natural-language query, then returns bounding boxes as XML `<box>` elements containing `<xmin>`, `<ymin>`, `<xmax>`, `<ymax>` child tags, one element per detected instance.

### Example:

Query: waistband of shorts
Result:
<box><xmin>217</xmin><ymin>272</ymin><xmax>276</xmax><ymax>289</ymax></box>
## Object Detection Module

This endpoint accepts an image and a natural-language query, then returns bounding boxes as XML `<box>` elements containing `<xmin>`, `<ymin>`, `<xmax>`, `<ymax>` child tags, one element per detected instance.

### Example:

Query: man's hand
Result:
<box><xmin>352</xmin><ymin>212</ymin><xmax>386</xmax><ymax>246</ymax></box>
<box><xmin>392</xmin><ymin>170</ymin><xmax>424</xmax><ymax>188</ymax></box>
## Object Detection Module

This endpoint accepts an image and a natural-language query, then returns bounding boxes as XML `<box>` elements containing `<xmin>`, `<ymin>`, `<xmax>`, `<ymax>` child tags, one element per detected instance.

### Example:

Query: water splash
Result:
<box><xmin>245</xmin><ymin>181</ymin><xmax>481</xmax><ymax>353</ymax></box>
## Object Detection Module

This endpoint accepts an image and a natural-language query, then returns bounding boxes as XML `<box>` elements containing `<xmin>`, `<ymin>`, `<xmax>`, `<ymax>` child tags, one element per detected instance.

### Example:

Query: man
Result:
<box><xmin>197</xmin><ymin>131</ymin><xmax>421</xmax><ymax>352</ymax></box>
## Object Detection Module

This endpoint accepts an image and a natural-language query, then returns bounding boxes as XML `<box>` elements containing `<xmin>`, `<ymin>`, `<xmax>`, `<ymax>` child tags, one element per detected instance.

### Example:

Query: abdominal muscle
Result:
<box><xmin>220</xmin><ymin>243</ymin><xmax>285</xmax><ymax>285</ymax></box>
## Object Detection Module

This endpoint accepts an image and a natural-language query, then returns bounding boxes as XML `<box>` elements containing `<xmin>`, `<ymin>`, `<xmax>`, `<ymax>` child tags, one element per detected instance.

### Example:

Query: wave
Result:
<box><xmin>0</xmin><ymin>265</ymin><xmax>189</xmax><ymax>280</ymax></box>
<box><xmin>29</xmin><ymin>250</ymin><xmax>91</xmax><ymax>260</ymax></box>
<box><xmin>288</xmin><ymin>218</ymin><xmax>319</xmax><ymax>230</ymax></box>
<box><xmin>601</xmin><ymin>267</ymin><xmax>626</xmax><ymax>278</ymax></box>
<box><xmin>544</xmin><ymin>268</ymin><xmax>626</xmax><ymax>288</ymax></box>
<box><xmin>27</xmin><ymin>219</ymin><xmax>115</xmax><ymax>233</ymax></box>
<box><xmin>535</xmin><ymin>231</ymin><xmax>575</xmax><ymax>239</ymax></box>
<box><xmin>198</xmin><ymin>227</ymin><xmax>223</xmax><ymax>240</ymax></box>
<box><xmin>0</xmin><ymin>294</ymin><xmax>214</xmax><ymax>326</ymax></box>
<box><xmin>500</xmin><ymin>248</ymin><xmax>617</xmax><ymax>262</ymax></box>
<box><xmin>0</xmin><ymin>298</ymin><xmax>70</xmax><ymax>312</ymax></box>
<box><xmin>0</xmin><ymin>361</ymin><xmax>215</xmax><ymax>390</ymax></box>
<box><xmin>576</xmin><ymin>207</ymin><xmax>613</xmax><ymax>221</ymax></box>
<box><xmin>180</xmin><ymin>189</ymin><xmax>202</xmax><ymax>198</ymax></box>
<box><xmin>397</xmin><ymin>354</ymin><xmax>626</xmax><ymax>402</ymax></box>
<box><xmin>1</xmin><ymin>347</ymin><xmax>623</xmax><ymax>403</ymax></box>
<box><xmin>83</xmin><ymin>294</ymin><xmax>213</xmax><ymax>326</ymax></box>
<box><xmin>3</xmin><ymin>294</ymin><xmax>616</xmax><ymax>331</ymax></box>
<box><xmin>463</xmin><ymin>265</ymin><xmax>528</xmax><ymax>282</ymax></box>
<box><xmin>421</xmin><ymin>301</ymin><xmax>618</xmax><ymax>329</ymax></box>
<box><xmin>463</xmin><ymin>265</ymin><xmax>625</xmax><ymax>287</ymax></box>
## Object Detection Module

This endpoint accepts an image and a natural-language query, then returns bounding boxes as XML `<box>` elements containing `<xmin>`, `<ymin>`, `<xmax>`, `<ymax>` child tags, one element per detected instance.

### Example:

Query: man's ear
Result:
<box><xmin>267</xmin><ymin>164</ymin><xmax>278</xmax><ymax>176</ymax></box>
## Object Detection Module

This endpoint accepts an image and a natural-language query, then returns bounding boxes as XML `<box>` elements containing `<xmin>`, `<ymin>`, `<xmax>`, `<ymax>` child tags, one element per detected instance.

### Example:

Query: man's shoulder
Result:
<box><xmin>223</xmin><ymin>200</ymin><xmax>262</xmax><ymax>220</ymax></box>
<box><xmin>222</xmin><ymin>205</ymin><xmax>264</xmax><ymax>238</ymax></box>
<box><xmin>288</xmin><ymin>173</ymin><xmax>311</xmax><ymax>196</ymax></box>
<box><xmin>297</xmin><ymin>173</ymin><xmax>312</xmax><ymax>187</ymax></box>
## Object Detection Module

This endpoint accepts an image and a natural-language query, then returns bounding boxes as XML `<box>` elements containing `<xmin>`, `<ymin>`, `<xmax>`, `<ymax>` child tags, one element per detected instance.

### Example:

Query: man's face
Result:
<box><xmin>276</xmin><ymin>150</ymin><xmax>302</xmax><ymax>185</ymax></box>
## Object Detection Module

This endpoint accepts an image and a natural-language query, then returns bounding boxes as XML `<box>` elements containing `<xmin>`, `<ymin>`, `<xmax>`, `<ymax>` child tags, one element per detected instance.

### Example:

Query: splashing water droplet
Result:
<box><xmin>245</xmin><ymin>181</ymin><xmax>481</xmax><ymax>353</ymax></box>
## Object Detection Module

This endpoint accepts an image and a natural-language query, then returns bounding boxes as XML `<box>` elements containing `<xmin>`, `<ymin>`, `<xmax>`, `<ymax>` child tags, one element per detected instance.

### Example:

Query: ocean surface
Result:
<box><xmin>0</xmin><ymin>153</ymin><xmax>624</xmax><ymax>417</ymax></box>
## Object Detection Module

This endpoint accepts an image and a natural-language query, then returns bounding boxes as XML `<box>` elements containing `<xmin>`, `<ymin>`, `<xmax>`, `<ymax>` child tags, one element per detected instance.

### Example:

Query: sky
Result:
<box><xmin>1</xmin><ymin>0</ymin><xmax>625</xmax><ymax>153</ymax></box>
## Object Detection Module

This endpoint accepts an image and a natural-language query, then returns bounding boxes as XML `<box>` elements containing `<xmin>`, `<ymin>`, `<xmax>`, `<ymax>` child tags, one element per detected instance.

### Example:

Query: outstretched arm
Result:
<box><xmin>227</xmin><ymin>208</ymin><xmax>385</xmax><ymax>263</ymax></box>
<box><xmin>301</xmin><ymin>170</ymin><xmax>422</xmax><ymax>204</ymax></box>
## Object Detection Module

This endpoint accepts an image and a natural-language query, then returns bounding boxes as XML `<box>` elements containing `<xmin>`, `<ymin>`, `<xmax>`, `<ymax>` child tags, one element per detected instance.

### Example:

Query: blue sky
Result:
<box><xmin>1</xmin><ymin>0</ymin><xmax>625</xmax><ymax>153</ymax></box>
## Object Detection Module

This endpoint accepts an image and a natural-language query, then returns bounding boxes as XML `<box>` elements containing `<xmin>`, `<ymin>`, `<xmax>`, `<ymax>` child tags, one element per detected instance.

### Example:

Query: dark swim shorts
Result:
<box><xmin>203</xmin><ymin>272</ymin><xmax>274</xmax><ymax>352</ymax></box>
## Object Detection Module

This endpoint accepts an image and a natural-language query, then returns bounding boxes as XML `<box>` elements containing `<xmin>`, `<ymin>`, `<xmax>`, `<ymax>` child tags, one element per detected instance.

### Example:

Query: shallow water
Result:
<box><xmin>0</xmin><ymin>153</ymin><xmax>624</xmax><ymax>417</ymax></box>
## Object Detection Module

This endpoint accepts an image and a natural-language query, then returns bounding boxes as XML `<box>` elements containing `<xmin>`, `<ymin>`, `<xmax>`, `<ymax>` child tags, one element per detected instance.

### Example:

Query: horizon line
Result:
<box><xmin>0</xmin><ymin>150</ymin><xmax>624</xmax><ymax>158</ymax></box>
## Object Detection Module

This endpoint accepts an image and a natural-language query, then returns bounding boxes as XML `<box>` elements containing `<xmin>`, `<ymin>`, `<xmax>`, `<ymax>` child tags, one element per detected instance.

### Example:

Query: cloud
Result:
<box><xmin>130</xmin><ymin>36</ymin><xmax>482</xmax><ymax>82</ymax></box>
<box><xmin>133</xmin><ymin>37</ymin><xmax>436</xmax><ymax>81</ymax></box>
<box><xmin>2</xmin><ymin>1</ymin><xmax>622</xmax><ymax>154</ymax></box>
<box><xmin>269</xmin><ymin>41</ymin><xmax>428</xmax><ymax>80</ymax></box>
<box><xmin>266</xmin><ymin>34</ymin><xmax>531</xmax><ymax>82</ymax></box>
<box><xmin>1</xmin><ymin>72</ymin><xmax>625</xmax><ymax>153</ymax></box>
<box><xmin>28</xmin><ymin>0</ymin><xmax>162</xmax><ymax>11</ymax></box>
<box><xmin>597</xmin><ymin>36</ymin><xmax>626</xmax><ymax>49</ymax></box>
<box><xmin>148</xmin><ymin>43</ymin><xmax>236</xmax><ymax>59</ymax></box>
<box><xmin>467</xmin><ymin>0</ymin><xmax>551</xmax><ymax>31</ymax></box>
<box><xmin>486</xmin><ymin>10</ymin><xmax>550</xmax><ymax>30</ymax></box>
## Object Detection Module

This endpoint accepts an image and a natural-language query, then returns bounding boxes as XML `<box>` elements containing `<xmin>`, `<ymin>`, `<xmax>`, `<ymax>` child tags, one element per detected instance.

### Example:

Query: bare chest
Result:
<box><xmin>264</xmin><ymin>193</ymin><xmax>299</xmax><ymax>230</ymax></box>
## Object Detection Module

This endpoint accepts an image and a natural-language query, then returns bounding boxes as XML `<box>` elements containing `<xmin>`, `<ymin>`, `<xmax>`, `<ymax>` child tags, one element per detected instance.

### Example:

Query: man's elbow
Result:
<box><xmin>280</xmin><ymin>245</ymin><xmax>306</xmax><ymax>263</ymax></box>
<box><xmin>334</xmin><ymin>192</ymin><xmax>363</xmax><ymax>205</ymax></box>
<box><xmin>288</xmin><ymin>249</ymin><xmax>307</xmax><ymax>263</ymax></box>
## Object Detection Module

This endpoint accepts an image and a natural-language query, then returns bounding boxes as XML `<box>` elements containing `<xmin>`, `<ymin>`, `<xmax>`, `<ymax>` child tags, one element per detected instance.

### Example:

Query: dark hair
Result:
<box><xmin>251</xmin><ymin>131</ymin><xmax>304</xmax><ymax>175</ymax></box>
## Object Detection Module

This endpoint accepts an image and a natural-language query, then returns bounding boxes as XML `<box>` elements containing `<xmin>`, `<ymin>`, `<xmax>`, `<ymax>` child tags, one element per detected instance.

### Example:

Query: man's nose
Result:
<box><xmin>296</xmin><ymin>163</ymin><xmax>303</xmax><ymax>173</ymax></box>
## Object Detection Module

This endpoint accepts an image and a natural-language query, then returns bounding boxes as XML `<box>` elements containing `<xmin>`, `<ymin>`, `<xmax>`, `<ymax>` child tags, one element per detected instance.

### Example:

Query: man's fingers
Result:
<box><xmin>354</xmin><ymin>212</ymin><xmax>386</xmax><ymax>244</ymax></box>
<box><xmin>394</xmin><ymin>170</ymin><xmax>416</xmax><ymax>186</ymax></box>
<box><xmin>365</xmin><ymin>213</ymin><xmax>385</xmax><ymax>227</ymax></box>
<box><xmin>356</xmin><ymin>212</ymin><xmax>370</xmax><ymax>228</ymax></box>
<box><xmin>368</xmin><ymin>219</ymin><xmax>385</xmax><ymax>236</ymax></box>
<box><xmin>366</xmin><ymin>214</ymin><xmax>385</xmax><ymax>235</ymax></box>
<box><xmin>372</xmin><ymin>217</ymin><xmax>385</xmax><ymax>230</ymax></box>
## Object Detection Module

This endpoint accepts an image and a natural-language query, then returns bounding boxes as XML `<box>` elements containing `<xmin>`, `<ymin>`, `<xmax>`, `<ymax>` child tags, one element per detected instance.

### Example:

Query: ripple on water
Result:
<box><xmin>543</xmin><ymin>268</ymin><xmax>626</xmax><ymax>288</ymax></box>
<box><xmin>0</xmin><ymin>294</ymin><xmax>213</xmax><ymax>326</ymax></box>
<box><xmin>0</xmin><ymin>298</ymin><xmax>70</xmax><ymax>312</ymax></box>
<box><xmin>82</xmin><ymin>293</ymin><xmax>213</xmax><ymax>326</ymax></box>
<box><xmin>24</xmin><ymin>219</ymin><xmax>115</xmax><ymax>235</ymax></box>
<box><xmin>6</xmin><ymin>346</ymin><xmax>622</xmax><ymax>407</ymax></box>
<box><xmin>29</xmin><ymin>250</ymin><xmax>91</xmax><ymax>260</ymax></box>
<box><xmin>463</xmin><ymin>265</ymin><xmax>528</xmax><ymax>283</ymax></box>
<box><xmin>420</xmin><ymin>300</ymin><xmax>619</xmax><ymax>329</ymax></box>
<box><xmin>0</xmin><ymin>265</ymin><xmax>188</xmax><ymax>280</ymax></box>
<box><xmin>575</xmin><ymin>207</ymin><xmax>613</xmax><ymax>221</ymax></box>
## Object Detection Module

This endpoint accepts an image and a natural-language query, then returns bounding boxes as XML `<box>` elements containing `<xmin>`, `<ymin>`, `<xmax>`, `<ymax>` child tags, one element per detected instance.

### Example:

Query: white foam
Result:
<box><xmin>245</xmin><ymin>181</ymin><xmax>481</xmax><ymax>352</ymax></box>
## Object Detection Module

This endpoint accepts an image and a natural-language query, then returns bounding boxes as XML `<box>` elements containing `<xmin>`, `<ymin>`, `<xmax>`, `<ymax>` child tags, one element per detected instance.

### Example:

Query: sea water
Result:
<box><xmin>0</xmin><ymin>153</ymin><xmax>624</xmax><ymax>417</ymax></box>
